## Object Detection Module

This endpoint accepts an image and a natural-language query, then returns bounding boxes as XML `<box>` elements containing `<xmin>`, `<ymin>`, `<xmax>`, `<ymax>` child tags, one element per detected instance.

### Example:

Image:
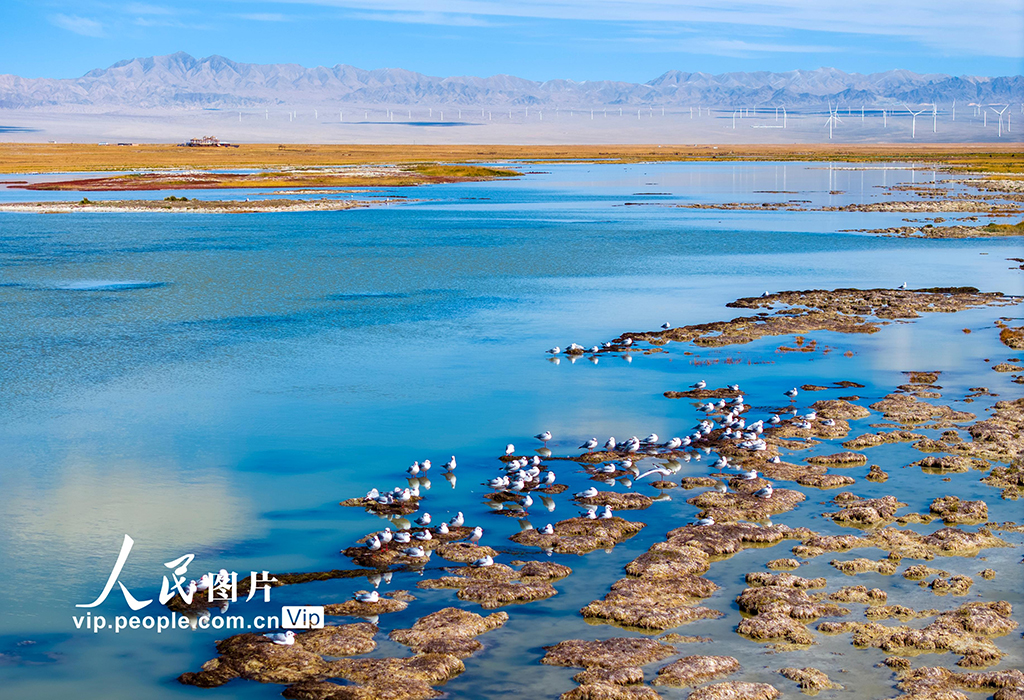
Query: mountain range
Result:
<box><xmin>1</xmin><ymin>52</ymin><xmax>1021</xmax><ymax>111</ymax></box>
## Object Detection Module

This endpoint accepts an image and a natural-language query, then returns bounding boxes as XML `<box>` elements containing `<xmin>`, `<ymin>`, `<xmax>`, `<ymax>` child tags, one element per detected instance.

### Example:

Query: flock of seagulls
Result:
<box><xmin>282</xmin><ymin>329</ymin><xmax>833</xmax><ymax>645</ymax></box>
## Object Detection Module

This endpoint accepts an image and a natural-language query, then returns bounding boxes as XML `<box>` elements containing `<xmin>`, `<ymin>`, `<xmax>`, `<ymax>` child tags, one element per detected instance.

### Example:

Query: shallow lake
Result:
<box><xmin>0</xmin><ymin>162</ymin><xmax>1021</xmax><ymax>699</ymax></box>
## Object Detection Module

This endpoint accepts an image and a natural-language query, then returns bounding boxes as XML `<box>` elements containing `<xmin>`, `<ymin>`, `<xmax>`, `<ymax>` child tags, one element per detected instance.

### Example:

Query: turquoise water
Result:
<box><xmin>0</xmin><ymin>162</ymin><xmax>1021</xmax><ymax>699</ymax></box>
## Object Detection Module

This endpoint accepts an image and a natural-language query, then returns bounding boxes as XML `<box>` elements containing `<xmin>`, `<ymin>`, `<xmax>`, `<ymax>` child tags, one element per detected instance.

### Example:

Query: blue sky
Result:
<box><xmin>2</xmin><ymin>0</ymin><xmax>1022</xmax><ymax>81</ymax></box>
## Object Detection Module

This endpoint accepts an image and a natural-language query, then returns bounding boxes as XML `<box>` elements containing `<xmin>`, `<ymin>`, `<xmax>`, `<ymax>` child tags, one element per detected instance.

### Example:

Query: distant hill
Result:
<box><xmin>1</xmin><ymin>52</ymin><xmax>1020</xmax><ymax>110</ymax></box>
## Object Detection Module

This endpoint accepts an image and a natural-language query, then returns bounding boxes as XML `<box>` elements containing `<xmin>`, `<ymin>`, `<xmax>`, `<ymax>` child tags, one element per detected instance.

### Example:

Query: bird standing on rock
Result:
<box><xmin>580</xmin><ymin>438</ymin><xmax>598</xmax><ymax>451</ymax></box>
<box><xmin>505</xmin><ymin>444</ymin><xmax>516</xmax><ymax>456</ymax></box>
<box><xmin>354</xmin><ymin>590</ymin><xmax>379</xmax><ymax>603</ymax></box>
<box><xmin>575</xmin><ymin>486</ymin><xmax>599</xmax><ymax>499</ymax></box>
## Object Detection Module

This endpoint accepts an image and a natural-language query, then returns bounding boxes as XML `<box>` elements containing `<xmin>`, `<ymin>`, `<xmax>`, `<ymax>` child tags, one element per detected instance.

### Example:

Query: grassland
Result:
<box><xmin>1</xmin><ymin>143</ymin><xmax>1021</xmax><ymax>175</ymax></box>
<box><xmin>18</xmin><ymin>164</ymin><xmax>521</xmax><ymax>191</ymax></box>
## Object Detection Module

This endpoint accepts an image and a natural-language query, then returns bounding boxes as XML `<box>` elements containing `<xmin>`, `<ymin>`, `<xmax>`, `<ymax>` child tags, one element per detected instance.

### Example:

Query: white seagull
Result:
<box><xmin>580</xmin><ymin>438</ymin><xmax>598</xmax><ymax>451</ymax></box>
<box><xmin>784</xmin><ymin>388</ymin><xmax>798</xmax><ymax>399</ymax></box>
<box><xmin>469</xmin><ymin>526</ymin><xmax>484</xmax><ymax>543</ymax></box>
<box><xmin>505</xmin><ymin>444</ymin><xmax>516</xmax><ymax>456</ymax></box>
<box><xmin>264</xmin><ymin>631</ymin><xmax>295</xmax><ymax>645</ymax></box>
<box><xmin>692</xmin><ymin>380</ymin><xmax>707</xmax><ymax>390</ymax></box>
<box><xmin>661</xmin><ymin>322</ymin><xmax>671</xmax><ymax>329</ymax></box>
<box><xmin>539</xmin><ymin>523</ymin><xmax>555</xmax><ymax>535</ymax></box>
<box><xmin>415</xmin><ymin>513</ymin><xmax>432</xmax><ymax>527</ymax></box>
<box><xmin>443</xmin><ymin>456</ymin><xmax>457</xmax><ymax>471</ymax></box>
<box><xmin>402</xmin><ymin>546</ymin><xmax>427</xmax><ymax>557</ymax></box>
<box><xmin>575</xmin><ymin>486</ymin><xmax>599</xmax><ymax>499</ymax></box>
<box><xmin>604</xmin><ymin>437</ymin><xmax>617</xmax><ymax>451</ymax></box>
<box><xmin>450</xmin><ymin>512</ymin><xmax>465</xmax><ymax>527</ymax></box>
<box><xmin>546</xmin><ymin>347</ymin><xmax>561</xmax><ymax>355</ymax></box>
<box><xmin>354</xmin><ymin>590</ymin><xmax>379</xmax><ymax>603</ymax></box>
<box><xmin>471</xmin><ymin>555</ymin><xmax>494</xmax><ymax>567</ymax></box>
<box><xmin>694</xmin><ymin>516</ymin><xmax>715</xmax><ymax>526</ymax></box>
<box><xmin>753</xmin><ymin>484</ymin><xmax>774</xmax><ymax>499</ymax></box>
<box><xmin>535</xmin><ymin>431</ymin><xmax>552</xmax><ymax>442</ymax></box>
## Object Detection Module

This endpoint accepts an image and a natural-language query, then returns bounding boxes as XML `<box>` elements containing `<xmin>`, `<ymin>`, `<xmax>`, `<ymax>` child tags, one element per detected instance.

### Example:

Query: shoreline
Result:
<box><xmin>0</xmin><ymin>198</ymin><xmax>376</xmax><ymax>214</ymax></box>
<box><xmin>0</xmin><ymin>143</ymin><xmax>1021</xmax><ymax>175</ymax></box>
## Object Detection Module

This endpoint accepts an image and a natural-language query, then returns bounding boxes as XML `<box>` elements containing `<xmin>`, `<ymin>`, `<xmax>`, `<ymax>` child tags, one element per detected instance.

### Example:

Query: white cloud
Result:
<box><xmin>256</xmin><ymin>0</ymin><xmax>1024</xmax><ymax>58</ymax></box>
<box><xmin>124</xmin><ymin>2</ymin><xmax>177</xmax><ymax>14</ymax></box>
<box><xmin>348</xmin><ymin>10</ymin><xmax>494</xmax><ymax>26</ymax></box>
<box><xmin>237</xmin><ymin>12</ymin><xmax>292</xmax><ymax>21</ymax></box>
<box><xmin>50</xmin><ymin>13</ymin><xmax>105</xmax><ymax>37</ymax></box>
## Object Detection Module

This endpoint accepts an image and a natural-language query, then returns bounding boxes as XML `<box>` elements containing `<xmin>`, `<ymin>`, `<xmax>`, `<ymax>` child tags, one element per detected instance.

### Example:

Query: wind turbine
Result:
<box><xmin>951</xmin><ymin>99</ymin><xmax>956</xmax><ymax>121</ymax></box>
<box><xmin>903</xmin><ymin>104</ymin><xmax>926</xmax><ymax>139</ymax></box>
<box><xmin>989</xmin><ymin>104</ymin><xmax>1009</xmax><ymax>137</ymax></box>
<box><xmin>825</xmin><ymin>101</ymin><xmax>842</xmax><ymax>139</ymax></box>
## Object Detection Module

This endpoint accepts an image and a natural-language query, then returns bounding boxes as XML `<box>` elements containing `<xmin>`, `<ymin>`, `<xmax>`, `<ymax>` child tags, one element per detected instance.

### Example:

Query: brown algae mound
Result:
<box><xmin>324</xmin><ymin>595</ymin><xmax>409</xmax><ymax>617</ymax></box>
<box><xmin>914</xmin><ymin>399</ymin><xmax>1024</xmax><ymax>464</ymax></box>
<box><xmin>580</xmin><ymin>576</ymin><xmax>723</xmax><ymax>630</ymax></box>
<box><xmin>825</xmin><ymin>492</ymin><xmax>908</xmax><ymax>527</ymax></box>
<box><xmin>913</xmin><ymin>454</ymin><xmax>991</xmax><ymax>474</ymax></box>
<box><xmin>993</xmin><ymin>362</ymin><xmax>1024</xmax><ymax>372</ymax></box>
<box><xmin>999</xmin><ymin>324</ymin><xmax>1024</xmax><ymax>349</ymax></box>
<box><xmin>869</xmin><ymin>393</ymin><xmax>976</xmax><ymax>426</ymax></box>
<box><xmin>574</xmin><ymin>491</ymin><xmax>654</xmax><ymax>510</ymax></box>
<box><xmin>810</xmin><ymin>399</ymin><xmax>871</xmax><ymax>420</ymax></box>
<box><xmin>687</xmin><ymin>483</ymin><xmax>805</xmax><ymax>522</ymax></box>
<box><xmin>388</xmin><ymin>607</ymin><xmax>508</xmax><ymax>657</ymax></box>
<box><xmin>340</xmin><ymin>495</ymin><xmax>423</xmax><ymax>517</ymax></box>
<box><xmin>889</xmin><ymin>665</ymin><xmax>1024</xmax><ymax>700</ymax></box>
<box><xmin>651</xmin><ymin>655</ymin><xmax>740</xmax><ymax>687</ymax></box>
<box><xmin>541</xmin><ymin>638</ymin><xmax>677</xmax><ymax>670</ymax></box>
<box><xmin>616</xmin><ymin>288</ymin><xmax>1015</xmax><ymax>350</ymax></box>
<box><xmin>817</xmin><ymin>601</ymin><xmax>1018</xmax><ymax>667</ymax></box>
<box><xmin>929</xmin><ymin>496</ymin><xmax>989</xmax><ymax>524</ymax></box>
<box><xmin>687</xmin><ymin>681</ymin><xmax>781</xmax><ymax>700</ymax></box>
<box><xmin>779</xmin><ymin>667</ymin><xmax>843</xmax><ymax>694</ymax></box>
<box><xmin>745</xmin><ymin>458</ymin><xmax>854</xmax><ymax>490</ymax></box>
<box><xmin>794</xmin><ymin>526</ymin><xmax>1007</xmax><ymax>560</ymax></box>
<box><xmin>679</xmin><ymin>476</ymin><xmax>722</xmax><ymax>489</ymax></box>
<box><xmin>982</xmin><ymin>460</ymin><xmax>1024</xmax><ymax>499</ymax></box>
<box><xmin>767</xmin><ymin>558</ymin><xmax>802</xmax><ymax>570</ymax></box>
<box><xmin>844</xmin><ymin>431</ymin><xmax>926</xmax><ymax>449</ymax></box>
<box><xmin>736</xmin><ymin>576</ymin><xmax>849</xmax><ymax>646</ymax></box>
<box><xmin>511</xmin><ymin>516</ymin><xmax>645</xmax><ymax>554</ymax></box>
<box><xmin>301</xmin><ymin>654</ymin><xmax>466</xmax><ymax>700</ymax></box>
<box><xmin>866</xmin><ymin>464</ymin><xmax>890</xmax><ymax>482</ymax></box>
<box><xmin>827</xmin><ymin>585</ymin><xmax>887</xmax><ymax>604</ymax></box>
<box><xmin>178</xmin><ymin>622</ymin><xmax>378</xmax><ymax>687</ymax></box>
<box><xmin>807</xmin><ymin>452</ymin><xmax>868</xmax><ymax>466</ymax></box>
<box><xmin>903</xmin><ymin>564</ymin><xmax>949</xmax><ymax>580</ymax></box>
<box><xmin>564</xmin><ymin>667</ymin><xmax>660</xmax><ymax>700</ymax></box>
<box><xmin>745</xmin><ymin>572</ymin><xmax>826</xmax><ymax>589</ymax></box>
<box><xmin>665</xmin><ymin>522</ymin><xmax>810</xmax><ymax>558</ymax></box>
<box><xmin>417</xmin><ymin>561</ymin><xmax>570</xmax><ymax>608</ymax></box>
<box><xmin>928</xmin><ymin>575</ymin><xmax>974</xmax><ymax>595</ymax></box>
<box><xmin>866</xmin><ymin>605</ymin><xmax>940</xmax><ymax>621</ymax></box>
<box><xmin>830</xmin><ymin>558</ymin><xmax>900</xmax><ymax>575</ymax></box>
<box><xmin>433</xmin><ymin>542</ymin><xmax>498</xmax><ymax>563</ymax></box>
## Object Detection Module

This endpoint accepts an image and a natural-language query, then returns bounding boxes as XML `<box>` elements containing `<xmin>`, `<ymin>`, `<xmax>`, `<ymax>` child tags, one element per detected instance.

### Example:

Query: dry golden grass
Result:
<box><xmin>1</xmin><ymin>142</ymin><xmax>1021</xmax><ymax>173</ymax></box>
